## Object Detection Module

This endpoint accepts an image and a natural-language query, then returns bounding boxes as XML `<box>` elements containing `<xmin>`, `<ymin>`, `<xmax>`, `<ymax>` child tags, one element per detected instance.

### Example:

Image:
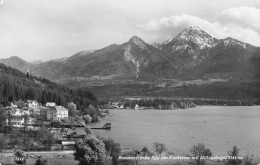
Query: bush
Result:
<box><xmin>9</xmin><ymin>138</ymin><xmax>23</xmax><ymax>148</ymax></box>
<box><xmin>35</xmin><ymin>156</ymin><xmax>48</xmax><ymax>165</ymax></box>
<box><xmin>153</xmin><ymin>142</ymin><xmax>167</xmax><ymax>156</ymax></box>
<box><xmin>104</xmin><ymin>109</ymin><xmax>110</xmax><ymax>114</ymax></box>
<box><xmin>14</xmin><ymin>151</ymin><xmax>26</xmax><ymax>164</ymax></box>
<box><xmin>140</xmin><ymin>147</ymin><xmax>153</xmax><ymax>157</ymax></box>
<box><xmin>243</xmin><ymin>154</ymin><xmax>256</xmax><ymax>165</ymax></box>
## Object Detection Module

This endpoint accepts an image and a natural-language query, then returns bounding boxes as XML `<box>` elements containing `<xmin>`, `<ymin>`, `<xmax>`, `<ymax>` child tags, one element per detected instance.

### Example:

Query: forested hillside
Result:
<box><xmin>0</xmin><ymin>64</ymin><xmax>97</xmax><ymax>110</ymax></box>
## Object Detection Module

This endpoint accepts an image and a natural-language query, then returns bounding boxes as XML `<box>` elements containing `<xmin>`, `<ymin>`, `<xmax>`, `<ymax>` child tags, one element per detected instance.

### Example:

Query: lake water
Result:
<box><xmin>91</xmin><ymin>106</ymin><xmax>260</xmax><ymax>157</ymax></box>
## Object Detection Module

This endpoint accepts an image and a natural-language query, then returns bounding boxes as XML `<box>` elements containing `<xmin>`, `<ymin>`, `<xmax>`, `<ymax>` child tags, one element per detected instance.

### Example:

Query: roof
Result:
<box><xmin>27</xmin><ymin>100</ymin><xmax>38</xmax><ymax>103</ymax></box>
<box><xmin>67</xmin><ymin>134</ymin><xmax>86</xmax><ymax>138</ymax></box>
<box><xmin>56</xmin><ymin>106</ymin><xmax>68</xmax><ymax>112</ymax></box>
<box><xmin>61</xmin><ymin>141</ymin><xmax>75</xmax><ymax>145</ymax></box>
<box><xmin>47</xmin><ymin>106</ymin><xmax>68</xmax><ymax>112</ymax></box>
<box><xmin>46</xmin><ymin>102</ymin><xmax>56</xmax><ymax>107</ymax></box>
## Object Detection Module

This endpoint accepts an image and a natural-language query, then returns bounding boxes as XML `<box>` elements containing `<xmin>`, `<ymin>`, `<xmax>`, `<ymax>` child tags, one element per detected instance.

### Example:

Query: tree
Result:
<box><xmin>85</xmin><ymin>126</ymin><xmax>93</xmax><ymax>136</ymax></box>
<box><xmin>41</xmin><ymin>90</ymin><xmax>47</xmax><ymax>105</ymax></box>
<box><xmin>83</xmin><ymin>105</ymin><xmax>102</xmax><ymax>123</ymax></box>
<box><xmin>226</xmin><ymin>146</ymin><xmax>242</xmax><ymax>165</ymax></box>
<box><xmin>23</xmin><ymin>114</ymin><xmax>30</xmax><ymax>150</ymax></box>
<box><xmin>74</xmin><ymin>136</ymin><xmax>106</xmax><ymax>165</ymax></box>
<box><xmin>111</xmin><ymin>142</ymin><xmax>121</xmax><ymax>165</ymax></box>
<box><xmin>25</xmin><ymin>87</ymin><xmax>35</xmax><ymax>100</ymax></box>
<box><xmin>36</xmin><ymin>127</ymin><xmax>55</xmax><ymax>150</ymax></box>
<box><xmin>0</xmin><ymin>135</ymin><xmax>7</xmax><ymax>151</ymax></box>
<box><xmin>189</xmin><ymin>143</ymin><xmax>212</xmax><ymax>165</ymax></box>
<box><xmin>102</xmin><ymin>138</ymin><xmax>121</xmax><ymax>165</ymax></box>
<box><xmin>83</xmin><ymin>104</ymin><xmax>96</xmax><ymax>115</ymax></box>
<box><xmin>0</xmin><ymin>92</ymin><xmax>2</xmax><ymax>105</ymax></box>
<box><xmin>153</xmin><ymin>142</ymin><xmax>167</xmax><ymax>156</ymax></box>
<box><xmin>67</xmin><ymin>102</ymin><xmax>77</xmax><ymax>117</ymax></box>
<box><xmin>0</xmin><ymin>107</ymin><xmax>7</xmax><ymax>130</ymax></box>
<box><xmin>83</xmin><ymin>114</ymin><xmax>92</xmax><ymax>124</ymax></box>
<box><xmin>103</xmin><ymin>138</ymin><xmax>113</xmax><ymax>160</ymax></box>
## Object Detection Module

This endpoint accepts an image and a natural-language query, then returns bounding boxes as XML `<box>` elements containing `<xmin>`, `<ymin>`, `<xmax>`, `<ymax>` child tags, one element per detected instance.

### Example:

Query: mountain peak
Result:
<box><xmin>170</xmin><ymin>26</ymin><xmax>217</xmax><ymax>49</ymax></box>
<box><xmin>129</xmin><ymin>36</ymin><xmax>145</xmax><ymax>44</ymax></box>
<box><xmin>222</xmin><ymin>37</ymin><xmax>247</xmax><ymax>49</ymax></box>
<box><xmin>128</xmin><ymin>36</ymin><xmax>147</xmax><ymax>49</ymax></box>
<box><xmin>224</xmin><ymin>37</ymin><xmax>240</xmax><ymax>42</ymax></box>
<box><xmin>9</xmin><ymin>56</ymin><xmax>24</xmax><ymax>60</ymax></box>
<box><xmin>0</xmin><ymin>56</ymin><xmax>27</xmax><ymax>63</ymax></box>
<box><xmin>185</xmin><ymin>26</ymin><xmax>204</xmax><ymax>32</ymax></box>
<box><xmin>179</xmin><ymin>26</ymin><xmax>211</xmax><ymax>38</ymax></box>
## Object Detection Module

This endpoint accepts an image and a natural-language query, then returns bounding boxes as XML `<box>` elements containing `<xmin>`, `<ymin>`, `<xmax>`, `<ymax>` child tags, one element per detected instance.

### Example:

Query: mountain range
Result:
<box><xmin>1</xmin><ymin>26</ymin><xmax>260</xmax><ymax>85</ymax></box>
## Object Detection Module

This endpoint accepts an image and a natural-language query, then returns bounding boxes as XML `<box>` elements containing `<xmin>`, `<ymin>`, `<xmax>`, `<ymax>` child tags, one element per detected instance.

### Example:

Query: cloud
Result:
<box><xmin>139</xmin><ymin>7</ymin><xmax>260</xmax><ymax>46</ymax></box>
<box><xmin>218</xmin><ymin>6</ymin><xmax>260</xmax><ymax>30</ymax></box>
<box><xmin>0</xmin><ymin>0</ymin><xmax>6</xmax><ymax>5</ymax></box>
<box><xmin>139</xmin><ymin>13</ymin><xmax>217</xmax><ymax>42</ymax></box>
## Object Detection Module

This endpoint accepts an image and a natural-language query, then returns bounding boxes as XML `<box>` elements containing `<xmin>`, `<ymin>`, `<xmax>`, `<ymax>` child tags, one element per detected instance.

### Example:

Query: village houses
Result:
<box><xmin>5</xmin><ymin>101</ymin><xmax>68</xmax><ymax>127</ymax></box>
<box><xmin>46</xmin><ymin>104</ymin><xmax>69</xmax><ymax>121</ymax></box>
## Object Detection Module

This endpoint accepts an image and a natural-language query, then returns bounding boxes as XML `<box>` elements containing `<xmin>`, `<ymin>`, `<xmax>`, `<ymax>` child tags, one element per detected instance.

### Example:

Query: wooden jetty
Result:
<box><xmin>91</xmin><ymin>123</ymin><xmax>111</xmax><ymax>130</ymax></box>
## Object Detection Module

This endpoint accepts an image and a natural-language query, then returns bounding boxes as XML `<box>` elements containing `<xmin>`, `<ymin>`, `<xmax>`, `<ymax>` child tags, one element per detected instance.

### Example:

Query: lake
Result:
<box><xmin>90</xmin><ymin>106</ymin><xmax>260</xmax><ymax>157</ymax></box>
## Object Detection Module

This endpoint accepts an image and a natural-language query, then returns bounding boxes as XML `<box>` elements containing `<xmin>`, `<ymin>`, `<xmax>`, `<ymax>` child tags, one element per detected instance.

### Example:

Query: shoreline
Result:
<box><xmin>107</xmin><ymin>105</ymin><xmax>260</xmax><ymax>111</ymax></box>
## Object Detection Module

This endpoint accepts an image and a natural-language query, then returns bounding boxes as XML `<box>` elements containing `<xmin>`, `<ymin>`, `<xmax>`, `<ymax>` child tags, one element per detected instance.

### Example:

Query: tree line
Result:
<box><xmin>124</xmin><ymin>99</ymin><xmax>196</xmax><ymax>109</ymax></box>
<box><xmin>123</xmin><ymin>98</ymin><xmax>260</xmax><ymax>110</ymax></box>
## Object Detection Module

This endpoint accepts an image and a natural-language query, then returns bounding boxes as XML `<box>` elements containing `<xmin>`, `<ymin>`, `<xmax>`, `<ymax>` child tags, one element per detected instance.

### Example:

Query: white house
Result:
<box><xmin>46</xmin><ymin>106</ymin><xmax>68</xmax><ymax>121</ymax></box>
<box><xmin>6</xmin><ymin>116</ymin><xmax>35</xmax><ymax>128</ymax></box>
<box><xmin>27</xmin><ymin>100</ymin><xmax>39</xmax><ymax>108</ymax></box>
<box><xmin>6</xmin><ymin>116</ymin><xmax>24</xmax><ymax>127</ymax></box>
<box><xmin>10</xmin><ymin>103</ymin><xmax>18</xmax><ymax>109</ymax></box>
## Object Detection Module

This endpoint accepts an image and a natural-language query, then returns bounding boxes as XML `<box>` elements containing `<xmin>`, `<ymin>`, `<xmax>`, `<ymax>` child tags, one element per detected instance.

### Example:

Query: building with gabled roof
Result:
<box><xmin>27</xmin><ymin>100</ymin><xmax>39</xmax><ymax>108</ymax></box>
<box><xmin>46</xmin><ymin>106</ymin><xmax>68</xmax><ymax>121</ymax></box>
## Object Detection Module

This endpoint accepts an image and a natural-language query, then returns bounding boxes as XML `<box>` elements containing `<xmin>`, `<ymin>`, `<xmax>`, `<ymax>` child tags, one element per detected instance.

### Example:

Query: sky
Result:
<box><xmin>0</xmin><ymin>0</ymin><xmax>260</xmax><ymax>61</ymax></box>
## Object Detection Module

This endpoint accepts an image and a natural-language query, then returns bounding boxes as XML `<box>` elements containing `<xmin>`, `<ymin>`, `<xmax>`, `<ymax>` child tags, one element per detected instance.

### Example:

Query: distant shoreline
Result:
<box><xmin>107</xmin><ymin>105</ymin><xmax>260</xmax><ymax>111</ymax></box>
<box><xmin>105</xmin><ymin>98</ymin><xmax>259</xmax><ymax>111</ymax></box>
